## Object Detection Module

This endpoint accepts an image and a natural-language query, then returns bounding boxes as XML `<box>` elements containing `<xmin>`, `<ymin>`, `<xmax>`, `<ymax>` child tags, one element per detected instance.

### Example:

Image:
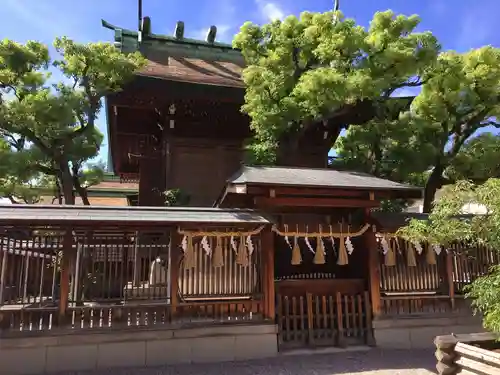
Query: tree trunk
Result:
<box><xmin>422</xmin><ymin>164</ymin><xmax>444</xmax><ymax>213</ymax></box>
<box><xmin>72</xmin><ymin>174</ymin><xmax>90</xmax><ymax>206</ymax></box>
<box><xmin>59</xmin><ymin>161</ymin><xmax>75</xmax><ymax>205</ymax></box>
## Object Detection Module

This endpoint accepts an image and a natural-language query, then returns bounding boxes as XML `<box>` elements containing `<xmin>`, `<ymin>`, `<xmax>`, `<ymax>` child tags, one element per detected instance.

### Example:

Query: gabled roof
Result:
<box><xmin>228</xmin><ymin>166</ymin><xmax>422</xmax><ymax>193</ymax></box>
<box><xmin>102</xmin><ymin>19</ymin><xmax>244</xmax><ymax>88</ymax></box>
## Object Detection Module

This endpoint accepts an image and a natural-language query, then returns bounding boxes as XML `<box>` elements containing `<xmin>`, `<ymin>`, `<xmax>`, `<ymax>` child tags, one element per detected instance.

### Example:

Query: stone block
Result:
<box><xmin>97</xmin><ymin>341</ymin><xmax>146</xmax><ymax>369</ymax></box>
<box><xmin>190</xmin><ymin>336</ymin><xmax>236</xmax><ymax>363</ymax></box>
<box><xmin>0</xmin><ymin>347</ymin><xmax>46</xmax><ymax>375</ymax></box>
<box><xmin>46</xmin><ymin>344</ymin><xmax>98</xmax><ymax>373</ymax></box>
<box><xmin>234</xmin><ymin>334</ymin><xmax>278</xmax><ymax>360</ymax></box>
<box><xmin>146</xmin><ymin>338</ymin><xmax>192</xmax><ymax>366</ymax></box>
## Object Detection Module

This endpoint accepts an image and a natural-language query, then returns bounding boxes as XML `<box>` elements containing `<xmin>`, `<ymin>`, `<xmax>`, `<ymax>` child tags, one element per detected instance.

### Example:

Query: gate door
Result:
<box><xmin>276</xmin><ymin>289</ymin><xmax>374</xmax><ymax>350</ymax></box>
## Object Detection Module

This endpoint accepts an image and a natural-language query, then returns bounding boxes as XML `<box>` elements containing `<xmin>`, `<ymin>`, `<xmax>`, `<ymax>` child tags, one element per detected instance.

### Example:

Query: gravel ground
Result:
<box><xmin>56</xmin><ymin>348</ymin><xmax>437</xmax><ymax>375</ymax></box>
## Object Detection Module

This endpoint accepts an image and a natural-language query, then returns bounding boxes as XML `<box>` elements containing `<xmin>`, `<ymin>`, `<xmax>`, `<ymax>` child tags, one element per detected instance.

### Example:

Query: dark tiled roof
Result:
<box><xmin>228</xmin><ymin>166</ymin><xmax>422</xmax><ymax>192</ymax></box>
<box><xmin>0</xmin><ymin>205</ymin><xmax>271</xmax><ymax>225</ymax></box>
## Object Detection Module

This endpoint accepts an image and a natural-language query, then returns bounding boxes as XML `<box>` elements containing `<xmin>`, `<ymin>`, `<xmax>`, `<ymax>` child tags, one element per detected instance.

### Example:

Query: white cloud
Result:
<box><xmin>255</xmin><ymin>0</ymin><xmax>285</xmax><ymax>21</ymax></box>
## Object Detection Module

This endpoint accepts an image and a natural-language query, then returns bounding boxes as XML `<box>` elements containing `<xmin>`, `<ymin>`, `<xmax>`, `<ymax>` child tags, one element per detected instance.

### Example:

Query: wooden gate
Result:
<box><xmin>276</xmin><ymin>279</ymin><xmax>374</xmax><ymax>350</ymax></box>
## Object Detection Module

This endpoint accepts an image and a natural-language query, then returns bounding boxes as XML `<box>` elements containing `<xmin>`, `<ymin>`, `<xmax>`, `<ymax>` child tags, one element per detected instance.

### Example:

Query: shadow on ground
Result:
<box><xmin>58</xmin><ymin>349</ymin><xmax>437</xmax><ymax>375</ymax></box>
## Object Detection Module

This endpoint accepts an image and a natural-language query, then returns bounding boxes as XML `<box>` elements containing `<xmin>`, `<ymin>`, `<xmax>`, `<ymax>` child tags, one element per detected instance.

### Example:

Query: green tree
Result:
<box><xmin>333</xmin><ymin>118</ymin><xmax>433</xmax><ymax>185</ymax></box>
<box><xmin>446</xmin><ymin>132</ymin><xmax>500</xmax><ymax>183</ymax></box>
<box><xmin>398</xmin><ymin>179</ymin><xmax>500</xmax><ymax>333</ymax></box>
<box><xmin>403</xmin><ymin>47</ymin><xmax>500</xmax><ymax>212</ymax></box>
<box><xmin>0</xmin><ymin>38</ymin><xmax>145</xmax><ymax>204</ymax></box>
<box><xmin>233</xmin><ymin>10</ymin><xmax>440</xmax><ymax>164</ymax></box>
<box><xmin>335</xmin><ymin>47</ymin><xmax>500</xmax><ymax>212</ymax></box>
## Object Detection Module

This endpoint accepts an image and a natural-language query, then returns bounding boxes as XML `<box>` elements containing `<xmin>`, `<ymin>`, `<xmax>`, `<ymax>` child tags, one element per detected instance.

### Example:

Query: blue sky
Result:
<box><xmin>1</xmin><ymin>0</ymin><xmax>500</xmax><ymax>167</ymax></box>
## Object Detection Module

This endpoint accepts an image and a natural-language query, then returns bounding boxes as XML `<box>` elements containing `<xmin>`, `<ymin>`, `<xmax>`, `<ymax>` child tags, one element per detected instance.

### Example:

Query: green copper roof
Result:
<box><xmin>101</xmin><ymin>19</ymin><xmax>239</xmax><ymax>55</ymax></box>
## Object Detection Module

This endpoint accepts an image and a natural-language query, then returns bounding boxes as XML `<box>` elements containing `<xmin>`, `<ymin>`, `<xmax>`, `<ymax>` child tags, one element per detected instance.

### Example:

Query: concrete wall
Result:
<box><xmin>374</xmin><ymin>314</ymin><xmax>485</xmax><ymax>349</ymax></box>
<box><xmin>0</xmin><ymin>324</ymin><xmax>278</xmax><ymax>375</ymax></box>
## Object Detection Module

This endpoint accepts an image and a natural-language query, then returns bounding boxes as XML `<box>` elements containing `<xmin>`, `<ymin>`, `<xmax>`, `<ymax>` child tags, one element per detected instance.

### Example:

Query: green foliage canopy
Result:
<box><xmin>0</xmin><ymin>37</ymin><xmax>146</xmax><ymax>204</ymax></box>
<box><xmin>397</xmin><ymin>179</ymin><xmax>500</xmax><ymax>333</ymax></box>
<box><xmin>234</xmin><ymin>10</ymin><xmax>440</xmax><ymax>163</ymax></box>
<box><xmin>335</xmin><ymin>46</ymin><xmax>500</xmax><ymax>211</ymax></box>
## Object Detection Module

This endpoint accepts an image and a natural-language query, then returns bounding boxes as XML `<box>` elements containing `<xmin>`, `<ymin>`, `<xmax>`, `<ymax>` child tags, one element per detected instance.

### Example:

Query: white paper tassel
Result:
<box><xmin>380</xmin><ymin>236</ymin><xmax>390</xmax><ymax>255</ymax></box>
<box><xmin>246</xmin><ymin>236</ymin><xmax>255</xmax><ymax>255</ymax></box>
<box><xmin>230</xmin><ymin>236</ymin><xmax>238</xmax><ymax>253</ymax></box>
<box><xmin>304</xmin><ymin>237</ymin><xmax>315</xmax><ymax>253</ymax></box>
<box><xmin>433</xmin><ymin>244</ymin><xmax>442</xmax><ymax>255</ymax></box>
<box><xmin>413</xmin><ymin>241</ymin><xmax>423</xmax><ymax>255</ymax></box>
<box><xmin>284</xmin><ymin>235</ymin><xmax>292</xmax><ymax>249</ymax></box>
<box><xmin>345</xmin><ymin>237</ymin><xmax>354</xmax><ymax>255</ymax></box>
<box><xmin>201</xmin><ymin>236</ymin><xmax>211</xmax><ymax>256</ymax></box>
<box><xmin>330</xmin><ymin>236</ymin><xmax>336</xmax><ymax>256</ymax></box>
<box><xmin>181</xmin><ymin>235</ymin><xmax>188</xmax><ymax>252</ymax></box>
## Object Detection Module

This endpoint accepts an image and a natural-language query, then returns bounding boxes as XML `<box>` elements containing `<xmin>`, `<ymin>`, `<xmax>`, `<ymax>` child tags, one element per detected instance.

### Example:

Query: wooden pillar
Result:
<box><xmin>365</xmin><ymin>225</ymin><xmax>381</xmax><ymax>318</ymax></box>
<box><xmin>132</xmin><ymin>235</ymin><xmax>140</xmax><ymax>286</ymax></box>
<box><xmin>169</xmin><ymin>227</ymin><xmax>182</xmax><ymax>320</ymax></box>
<box><xmin>446</xmin><ymin>250</ymin><xmax>455</xmax><ymax>310</ymax></box>
<box><xmin>261</xmin><ymin>227</ymin><xmax>275</xmax><ymax>321</ymax></box>
<box><xmin>58</xmin><ymin>230</ymin><xmax>74</xmax><ymax>323</ymax></box>
<box><xmin>0</xmin><ymin>249</ymin><xmax>8</xmax><ymax>304</ymax></box>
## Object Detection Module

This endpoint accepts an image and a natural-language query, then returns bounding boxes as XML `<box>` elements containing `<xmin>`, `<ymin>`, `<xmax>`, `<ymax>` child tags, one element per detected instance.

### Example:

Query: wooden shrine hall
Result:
<box><xmin>0</xmin><ymin>17</ymin><xmax>488</xmax><ymax>374</ymax></box>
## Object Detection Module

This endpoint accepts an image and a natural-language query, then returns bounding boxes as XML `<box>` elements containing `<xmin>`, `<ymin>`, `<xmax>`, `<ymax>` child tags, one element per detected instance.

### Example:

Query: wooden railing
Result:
<box><xmin>277</xmin><ymin>291</ymin><xmax>373</xmax><ymax>349</ymax></box>
<box><xmin>0</xmin><ymin>299</ymin><xmax>265</xmax><ymax>336</ymax></box>
<box><xmin>380</xmin><ymin>294</ymin><xmax>470</xmax><ymax>317</ymax></box>
<box><xmin>179</xmin><ymin>236</ymin><xmax>261</xmax><ymax>299</ymax></box>
<box><xmin>0</xmin><ymin>226</ymin><xmax>267</xmax><ymax>337</ymax></box>
<box><xmin>377</xmin><ymin>237</ymin><xmax>500</xmax><ymax>318</ymax></box>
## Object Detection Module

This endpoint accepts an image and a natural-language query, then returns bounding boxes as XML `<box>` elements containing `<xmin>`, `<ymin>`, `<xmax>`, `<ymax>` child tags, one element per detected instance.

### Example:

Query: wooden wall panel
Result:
<box><xmin>168</xmin><ymin>141</ymin><xmax>244</xmax><ymax>206</ymax></box>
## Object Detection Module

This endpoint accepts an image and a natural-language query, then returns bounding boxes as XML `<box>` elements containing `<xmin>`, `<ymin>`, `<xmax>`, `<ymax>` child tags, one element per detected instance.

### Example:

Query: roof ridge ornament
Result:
<box><xmin>175</xmin><ymin>21</ymin><xmax>185</xmax><ymax>39</ymax></box>
<box><xmin>206</xmin><ymin>26</ymin><xmax>217</xmax><ymax>44</ymax></box>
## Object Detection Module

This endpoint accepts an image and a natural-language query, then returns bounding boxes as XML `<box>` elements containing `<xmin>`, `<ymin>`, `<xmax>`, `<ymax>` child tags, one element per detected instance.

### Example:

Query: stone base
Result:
<box><xmin>0</xmin><ymin>323</ymin><xmax>278</xmax><ymax>375</ymax></box>
<box><xmin>373</xmin><ymin>314</ymin><xmax>484</xmax><ymax>349</ymax></box>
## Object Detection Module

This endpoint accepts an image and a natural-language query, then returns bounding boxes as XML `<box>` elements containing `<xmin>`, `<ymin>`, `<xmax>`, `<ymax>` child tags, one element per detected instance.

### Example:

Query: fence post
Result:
<box><xmin>169</xmin><ymin>227</ymin><xmax>182</xmax><ymax>321</ymax></box>
<box><xmin>446</xmin><ymin>250</ymin><xmax>455</xmax><ymax>311</ymax></box>
<box><xmin>58</xmin><ymin>229</ymin><xmax>74</xmax><ymax>324</ymax></box>
<box><xmin>261</xmin><ymin>227</ymin><xmax>275</xmax><ymax>321</ymax></box>
<box><xmin>366</xmin><ymin>225</ymin><xmax>381</xmax><ymax>318</ymax></box>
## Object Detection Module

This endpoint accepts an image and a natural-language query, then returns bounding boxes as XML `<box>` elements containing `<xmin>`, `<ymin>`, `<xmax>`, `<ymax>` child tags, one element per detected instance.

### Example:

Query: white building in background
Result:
<box><xmin>406</xmin><ymin>187</ymin><xmax>488</xmax><ymax>214</ymax></box>
<box><xmin>406</xmin><ymin>201</ymin><xmax>488</xmax><ymax>214</ymax></box>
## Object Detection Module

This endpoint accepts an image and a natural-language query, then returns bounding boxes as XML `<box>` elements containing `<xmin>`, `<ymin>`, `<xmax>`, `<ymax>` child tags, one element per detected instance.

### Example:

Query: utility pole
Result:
<box><xmin>138</xmin><ymin>0</ymin><xmax>143</xmax><ymax>31</ymax></box>
<box><xmin>332</xmin><ymin>0</ymin><xmax>340</xmax><ymax>23</ymax></box>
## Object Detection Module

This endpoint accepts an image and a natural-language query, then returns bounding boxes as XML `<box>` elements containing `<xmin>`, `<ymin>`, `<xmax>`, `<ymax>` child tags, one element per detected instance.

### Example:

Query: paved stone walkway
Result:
<box><xmin>57</xmin><ymin>349</ymin><xmax>437</xmax><ymax>375</ymax></box>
